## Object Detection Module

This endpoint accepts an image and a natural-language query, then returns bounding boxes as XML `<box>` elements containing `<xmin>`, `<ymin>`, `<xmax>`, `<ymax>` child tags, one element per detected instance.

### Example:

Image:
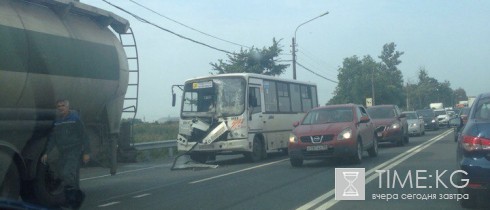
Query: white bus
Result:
<box><xmin>172</xmin><ymin>73</ymin><xmax>318</xmax><ymax>162</ymax></box>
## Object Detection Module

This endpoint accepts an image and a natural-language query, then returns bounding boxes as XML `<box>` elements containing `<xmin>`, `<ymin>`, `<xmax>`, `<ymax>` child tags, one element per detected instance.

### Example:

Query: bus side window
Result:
<box><xmin>249</xmin><ymin>87</ymin><xmax>262</xmax><ymax>114</ymax></box>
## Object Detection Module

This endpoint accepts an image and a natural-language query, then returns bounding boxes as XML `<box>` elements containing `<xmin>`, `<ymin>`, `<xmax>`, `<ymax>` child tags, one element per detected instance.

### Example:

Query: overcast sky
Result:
<box><xmin>84</xmin><ymin>0</ymin><xmax>490</xmax><ymax>122</ymax></box>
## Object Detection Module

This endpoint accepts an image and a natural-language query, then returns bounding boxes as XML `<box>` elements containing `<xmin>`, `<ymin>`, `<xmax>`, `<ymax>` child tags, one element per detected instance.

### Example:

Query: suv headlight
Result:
<box><xmin>289</xmin><ymin>133</ymin><xmax>298</xmax><ymax>144</ymax></box>
<box><xmin>337</xmin><ymin>127</ymin><xmax>352</xmax><ymax>140</ymax></box>
<box><xmin>410</xmin><ymin>123</ymin><xmax>417</xmax><ymax>127</ymax></box>
<box><xmin>389</xmin><ymin>122</ymin><xmax>400</xmax><ymax>130</ymax></box>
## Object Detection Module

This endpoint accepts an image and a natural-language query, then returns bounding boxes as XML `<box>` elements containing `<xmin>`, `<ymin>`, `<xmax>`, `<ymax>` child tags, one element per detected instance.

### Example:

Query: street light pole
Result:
<box><xmin>292</xmin><ymin>11</ymin><xmax>329</xmax><ymax>80</ymax></box>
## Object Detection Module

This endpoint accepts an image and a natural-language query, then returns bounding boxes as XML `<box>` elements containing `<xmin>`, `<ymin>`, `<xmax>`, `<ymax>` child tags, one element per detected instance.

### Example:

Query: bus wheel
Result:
<box><xmin>0</xmin><ymin>152</ymin><xmax>20</xmax><ymax>199</ymax></box>
<box><xmin>245</xmin><ymin>138</ymin><xmax>264</xmax><ymax>162</ymax></box>
<box><xmin>190</xmin><ymin>153</ymin><xmax>208</xmax><ymax>163</ymax></box>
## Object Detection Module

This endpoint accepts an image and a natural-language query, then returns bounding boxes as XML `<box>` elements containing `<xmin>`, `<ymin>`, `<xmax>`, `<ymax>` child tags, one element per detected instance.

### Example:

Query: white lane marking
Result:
<box><xmin>98</xmin><ymin>201</ymin><xmax>120</xmax><ymax>207</ymax></box>
<box><xmin>189</xmin><ymin>159</ymin><xmax>288</xmax><ymax>184</ymax></box>
<box><xmin>133</xmin><ymin>193</ymin><xmax>151</xmax><ymax>198</ymax></box>
<box><xmin>81</xmin><ymin>164</ymin><xmax>169</xmax><ymax>181</ymax></box>
<box><xmin>297</xmin><ymin>129</ymin><xmax>452</xmax><ymax>210</ymax></box>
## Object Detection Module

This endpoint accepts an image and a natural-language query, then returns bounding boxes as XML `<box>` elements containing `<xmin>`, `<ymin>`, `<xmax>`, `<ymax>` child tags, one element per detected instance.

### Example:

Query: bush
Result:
<box><xmin>132</xmin><ymin>121</ymin><xmax>179</xmax><ymax>143</ymax></box>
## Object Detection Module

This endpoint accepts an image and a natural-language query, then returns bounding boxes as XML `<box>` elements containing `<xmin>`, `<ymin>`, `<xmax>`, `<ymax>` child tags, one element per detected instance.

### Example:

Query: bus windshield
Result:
<box><xmin>181</xmin><ymin>77</ymin><xmax>246</xmax><ymax>117</ymax></box>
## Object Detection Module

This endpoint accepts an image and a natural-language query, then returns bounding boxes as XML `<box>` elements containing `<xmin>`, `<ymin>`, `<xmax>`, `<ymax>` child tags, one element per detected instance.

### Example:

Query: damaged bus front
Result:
<box><xmin>176</xmin><ymin>76</ymin><xmax>250</xmax><ymax>163</ymax></box>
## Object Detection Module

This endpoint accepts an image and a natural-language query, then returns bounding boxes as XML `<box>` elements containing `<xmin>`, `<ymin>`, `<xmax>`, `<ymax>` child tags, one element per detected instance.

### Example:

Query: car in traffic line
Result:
<box><xmin>452</xmin><ymin>92</ymin><xmax>490</xmax><ymax>208</ymax></box>
<box><xmin>434</xmin><ymin>109</ymin><xmax>450</xmax><ymax>127</ymax></box>
<box><xmin>452</xmin><ymin>107</ymin><xmax>471</xmax><ymax>141</ymax></box>
<box><xmin>416</xmin><ymin>109</ymin><xmax>440</xmax><ymax>130</ymax></box>
<box><xmin>288</xmin><ymin>104</ymin><xmax>378</xmax><ymax>167</ymax></box>
<box><xmin>402</xmin><ymin>111</ymin><xmax>425</xmax><ymax>136</ymax></box>
<box><xmin>367</xmin><ymin>105</ymin><xmax>409</xmax><ymax>146</ymax></box>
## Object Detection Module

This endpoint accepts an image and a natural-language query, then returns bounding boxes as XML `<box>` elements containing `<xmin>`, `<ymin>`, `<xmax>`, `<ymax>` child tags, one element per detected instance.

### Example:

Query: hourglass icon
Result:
<box><xmin>342</xmin><ymin>171</ymin><xmax>359</xmax><ymax>196</ymax></box>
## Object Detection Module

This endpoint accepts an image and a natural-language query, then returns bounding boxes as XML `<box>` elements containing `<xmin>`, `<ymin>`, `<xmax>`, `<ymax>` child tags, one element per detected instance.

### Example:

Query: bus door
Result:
<box><xmin>248</xmin><ymin>81</ymin><xmax>264</xmax><ymax>135</ymax></box>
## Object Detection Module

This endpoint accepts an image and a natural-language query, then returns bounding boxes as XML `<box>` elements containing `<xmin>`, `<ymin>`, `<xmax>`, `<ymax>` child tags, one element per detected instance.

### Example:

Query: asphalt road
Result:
<box><xmin>77</xmin><ymin>128</ymin><xmax>476</xmax><ymax>210</ymax></box>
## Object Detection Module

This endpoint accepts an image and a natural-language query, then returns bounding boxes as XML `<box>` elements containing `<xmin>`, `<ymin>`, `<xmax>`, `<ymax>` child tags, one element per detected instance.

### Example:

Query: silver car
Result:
<box><xmin>403</xmin><ymin>111</ymin><xmax>425</xmax><ymax>136</ymax></box>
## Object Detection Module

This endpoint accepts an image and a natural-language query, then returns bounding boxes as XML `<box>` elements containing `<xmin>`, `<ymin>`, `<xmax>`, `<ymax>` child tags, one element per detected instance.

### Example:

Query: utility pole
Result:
<box><xmin>406</xmin><ymin>82</ymin><xmax>409</xmax><ymax>110</ymax></box>
<box><xmin>291</xmin><ymin>11</ymin><xmax>329</xmax><ymax>80</ymax></box>
<box><xmin>371</xmin><ymin>67</ymin><xmax>375</xmax><ymax>106</ymax></box>
<box><xmin>292</xmin><ymin>37</ymin><xmax>296</xmax><ymax>80</ymax></box>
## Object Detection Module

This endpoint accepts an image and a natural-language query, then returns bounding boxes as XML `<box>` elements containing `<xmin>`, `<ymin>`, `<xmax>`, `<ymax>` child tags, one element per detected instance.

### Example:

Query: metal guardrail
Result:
<box><xmin>133</xmin><ymin>140</ymin><xmax>178</xmax><ymax>158</ymax></box>
<box><xmin>133</xmin><ymin>140</ymin><xmax>177</xmax><ymax>150</ymax></box>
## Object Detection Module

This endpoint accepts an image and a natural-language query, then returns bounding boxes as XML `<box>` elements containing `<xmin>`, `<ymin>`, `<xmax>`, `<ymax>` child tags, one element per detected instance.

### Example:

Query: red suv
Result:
<box><xmin>288</xmin><ymin>104</ymin><xmax>378</xmax><ymax>167</ymax></box>
<box><xmin>367</xmin><ymin>105</ymin><xmax>409</xmax><ymax>146</ymax></box>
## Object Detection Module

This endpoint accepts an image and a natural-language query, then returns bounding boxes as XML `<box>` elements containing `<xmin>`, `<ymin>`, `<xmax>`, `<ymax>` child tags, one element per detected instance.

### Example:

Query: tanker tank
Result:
<box><xmin>0</xmin><ymin>0</ymin><xmax>134</xmax><ymax>207</ymax></box>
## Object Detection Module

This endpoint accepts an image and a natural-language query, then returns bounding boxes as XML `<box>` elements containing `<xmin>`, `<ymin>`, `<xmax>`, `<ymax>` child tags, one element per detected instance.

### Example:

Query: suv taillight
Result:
<box><xmin>462</xmin><ymin>135</ymin><xmax>490</xmax><ymax>151</ymax></box>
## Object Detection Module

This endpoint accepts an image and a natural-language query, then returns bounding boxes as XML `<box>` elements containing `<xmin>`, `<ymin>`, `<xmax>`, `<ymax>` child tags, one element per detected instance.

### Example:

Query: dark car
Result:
<box><xmin>453</xmin><ymin>107</ymin><xmax>471</xmax><ymax>141</ymax></box>
<box><xmin>416</xmin><ymin>109</ymin><xmax>440</xmax><ymax>130</ymax></box>
<box><xmin>288</xmin><ymin>104</ymin><xmax>378</xmax><ymax>167</ymax></box>
<box><xmin>451</xmin><ymin>93</ymin><xmax>490</xmax><ymax>208</ymax></box>
<box><xmin>367</xmin><ymin>105</ymin><xmax>409</xmax><ymax>146</ymax></box>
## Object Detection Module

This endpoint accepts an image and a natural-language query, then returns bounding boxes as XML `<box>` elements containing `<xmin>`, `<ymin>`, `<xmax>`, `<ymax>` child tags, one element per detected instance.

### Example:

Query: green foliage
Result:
<box><xmin>132</xmin><ymin>121</ymin><xmax>178</xmax><ymax>143</ymax></box>
<box><xmin>405</xmin><ymin>68</ymin><xmax>465</xmax><ymax>110</ymax></box>
<box><xmin>328</xmin><ymin>42</ymin><xmax>405</xmax><ymax>107</ymax></box>
<box><xmin>210</xmin><ymin>38</ymin><xmax>289</xmax><ymax>76</ymax></box>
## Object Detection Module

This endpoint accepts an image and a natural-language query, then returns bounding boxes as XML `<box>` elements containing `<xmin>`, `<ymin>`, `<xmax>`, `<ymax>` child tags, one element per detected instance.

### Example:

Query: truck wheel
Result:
<box><xmin>29</xmin><ymin>162</ymin><xmax>66</xmax><ymax>207</ymax></box>
<box><xmin>245</xmin><ymin>137</ymin><xmax>264</xmax><ymax>162</ymax></box>
<box><xmin>0</xmin><ymin>152</ymin><xmax>20</xmax><ymax>199</ymax></box>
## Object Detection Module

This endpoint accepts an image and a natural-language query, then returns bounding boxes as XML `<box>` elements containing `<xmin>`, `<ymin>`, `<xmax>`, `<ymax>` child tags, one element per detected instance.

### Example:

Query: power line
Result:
<box><xmin>128</xmin><ymin>0</ymin><xmax>250</xmax><ymax>49</ymax></box>
<box><xmin>297</xmin><ymin>51</ymin><xmax>338</xmax><ymax>79</ymax></box>
<box><xmin>101</xmin><ymin>0</ymin><xmax>234</xmax><ymax>54</ymax></box>
<box><xmin>298</xmin><ymin>48</ymin><xmax>338</xmax><ymax>72</ymax></box>
<box><xmin>296</xmin><ymin>62</ymin><xmax>338</xmax><ymax>83</ymax></box>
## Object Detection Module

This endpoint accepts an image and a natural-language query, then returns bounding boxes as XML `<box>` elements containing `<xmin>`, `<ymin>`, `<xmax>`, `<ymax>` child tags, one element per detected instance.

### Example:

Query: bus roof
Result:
<box><xmin>184</xmin><ymin>73</ymin><xmax>317</xmax><ymax>86</ymax></box>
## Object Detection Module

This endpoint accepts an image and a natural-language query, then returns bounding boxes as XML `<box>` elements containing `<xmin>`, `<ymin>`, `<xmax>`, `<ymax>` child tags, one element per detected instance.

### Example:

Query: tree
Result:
<box><xmin>328</xmin><ymin>55</ymin><xmax>379</xmax><ymax>105</ymax></box>
<box><xmin>210</xmin><ymin>38</ymin><xmax>289</xmax><ymax>76</ymax></box>
<box><xmin>328</xmin><ymin>42</ymin><xmax>405</xmax><ymax>107</ymax></box>
<box><xmin>410</xmin><ymin>67</ymin><xmax>465</xmax><ymax>109</ymax></box>
<box><xmin>376</xmin><ymin>42</ymin><xmax>405</xmax><ymax>106</ymax></box>
<box><xmin>453</xmin><ymin>88</ymin><xmax>468</xmax><ymax>103</ymax></box>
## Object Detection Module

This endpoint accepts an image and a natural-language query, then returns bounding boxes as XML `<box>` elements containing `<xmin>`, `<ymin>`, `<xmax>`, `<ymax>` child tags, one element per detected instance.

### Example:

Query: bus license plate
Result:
<box><xmin>306</xmin><ymin>145</ymin><xmax>328</xmax><ymax>151</ymax></box>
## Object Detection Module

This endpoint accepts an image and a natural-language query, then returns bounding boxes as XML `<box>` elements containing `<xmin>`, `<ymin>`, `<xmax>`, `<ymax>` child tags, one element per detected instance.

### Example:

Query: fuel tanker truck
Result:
<box><xmin>0</xmin><ymin>0</ymin><xmax>134</xmax><ymax>206</ymax></box>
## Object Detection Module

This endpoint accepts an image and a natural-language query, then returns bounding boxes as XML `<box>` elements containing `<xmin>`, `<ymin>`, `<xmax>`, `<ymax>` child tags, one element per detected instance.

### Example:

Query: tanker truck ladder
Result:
<box><xmin>119</xmin><ymin>27</ymin><xmax>139</xmax><ymax>121</ymax></box>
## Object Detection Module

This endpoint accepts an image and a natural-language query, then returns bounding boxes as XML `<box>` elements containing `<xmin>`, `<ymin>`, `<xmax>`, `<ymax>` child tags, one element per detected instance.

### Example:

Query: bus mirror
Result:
<box><xmin>172</xmin><ymin>93</ymin><xmax>176</xmax><ymax>107</ymax></box>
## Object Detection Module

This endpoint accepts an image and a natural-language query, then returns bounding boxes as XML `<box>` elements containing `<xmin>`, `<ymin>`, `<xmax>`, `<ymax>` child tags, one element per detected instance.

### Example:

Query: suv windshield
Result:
<box><xmin>434</xmin><ymin>110</ymin><xmax>446</xmax><ymax>116</ymax></box>
<box><xmin>417</xmin><ymin>110</ymin><xmax>435</xmax><ymax>118</ymax></box>
<box><xmin>367</xmin><ymin>107</ymin><xmax>395</xmax><ymax>119</ymax></box>
<box><xmin>302</xmin><ymin>107</ymin><xmax>353</xmax><ymax>125</ymax></box>
<box><xmin>181</xmin><ymin>77</ymin><xmax>246</xmax><ymax>117</ymax></box>
<box><xmin>404</xmin><ymin>112</ymin><xmax>418</xmax><ymax>119</ymax></box>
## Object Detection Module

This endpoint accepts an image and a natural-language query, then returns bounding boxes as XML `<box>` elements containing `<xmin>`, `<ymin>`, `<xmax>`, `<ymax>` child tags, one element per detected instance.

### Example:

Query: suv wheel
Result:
<box><xmin>368</xmin><ymin>136</ymin><xmax>378</xmax><ymax>157</ymax></box>
<box><xmin>351</xmin><ymin>140</ymin><xmax>363</xmax><ymax>164</ymax></box>
<box><xmin>290</xmin><ymin>158</ymin><xmax>303</xmax><ymax>167</ymax></box>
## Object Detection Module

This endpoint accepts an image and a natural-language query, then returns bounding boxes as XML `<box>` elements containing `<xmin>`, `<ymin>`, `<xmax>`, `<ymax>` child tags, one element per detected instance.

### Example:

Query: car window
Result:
<box><xmin>404</xmin><ymin>112</ymin><xmax>418</xmax><ymax>119</ymax></box>
<box><xmin>302</xmin><ymin>107</ymin><xmax>353</xmax><ymax>124</ymax></box>
<box><xmin>475</xmin><ymin>97</ymin><xmax>490</xmax><ymax>120</ymax></box>
<box><xmin>367</xmin><ymin>107</ymin><xmax>394</xmax><ymax>119</ymax></box>
<box><xmin>417</xmin><ymin>110</ymin><xmax>434</xmax><ymax>118</ymax></box>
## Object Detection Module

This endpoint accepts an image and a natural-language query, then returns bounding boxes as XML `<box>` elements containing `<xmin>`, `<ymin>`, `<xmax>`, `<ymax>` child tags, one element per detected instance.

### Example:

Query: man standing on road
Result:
<box><xmin>41</xmin><ymin>99</ymin><xmax>91</xmax><ymax>209</ymax></box>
